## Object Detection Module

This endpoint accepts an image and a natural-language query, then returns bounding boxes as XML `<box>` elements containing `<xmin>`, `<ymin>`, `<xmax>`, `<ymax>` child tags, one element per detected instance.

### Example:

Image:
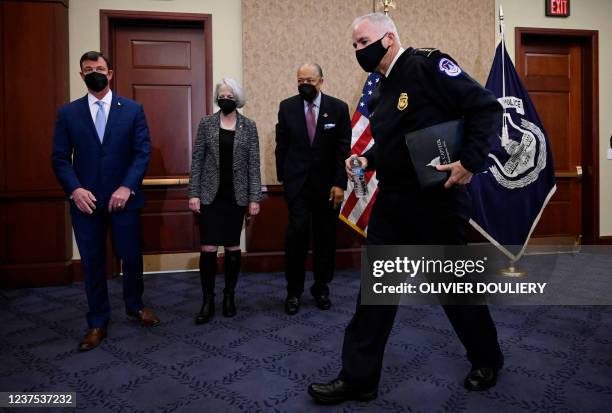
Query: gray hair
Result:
<box><xmin>214</xmin><ymin>78</ymin><xmax>246</xmax><ymax>108</ymax></box>
<box><xmin>352</xmin><ymin>12</ymin><xmax>401</xmax><ymax>43</ymax></box>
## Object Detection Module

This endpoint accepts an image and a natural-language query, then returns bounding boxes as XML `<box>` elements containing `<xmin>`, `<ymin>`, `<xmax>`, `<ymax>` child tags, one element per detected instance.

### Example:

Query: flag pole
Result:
<box><xmin>500</xmin><ymin>5</ymin><xmax>506</xmax><ymax>98</ymax></box>
<box><xmin>498</xmin><ymin>5</ymin><xmax>527</xmax><ymax>278</ymax></box>
<box><xmin>499</xmin><ymin>5</ymin><xmax>510</xmax><ymax>147</ymax></box>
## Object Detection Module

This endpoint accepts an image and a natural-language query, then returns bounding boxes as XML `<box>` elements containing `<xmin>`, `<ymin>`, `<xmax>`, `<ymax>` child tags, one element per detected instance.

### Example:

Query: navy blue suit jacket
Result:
<box><xmin>52</xmin><ymin>93</ymin><xmax>151</xmax><ymax>210</ymax></box>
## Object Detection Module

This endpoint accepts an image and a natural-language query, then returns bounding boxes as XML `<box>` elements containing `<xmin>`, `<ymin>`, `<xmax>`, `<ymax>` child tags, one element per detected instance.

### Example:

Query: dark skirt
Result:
<box><xmin>199</xmin><ymin>197</ymin><xmax>245</xmax><ymax>246</ymax></box>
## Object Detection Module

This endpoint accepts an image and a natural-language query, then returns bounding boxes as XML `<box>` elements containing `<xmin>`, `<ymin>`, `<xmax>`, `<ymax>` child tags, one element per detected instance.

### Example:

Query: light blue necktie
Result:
<box><xmin>94</xmin><ymin>100</ymin><xmax>106</xmax><ymax>143</ymax></box>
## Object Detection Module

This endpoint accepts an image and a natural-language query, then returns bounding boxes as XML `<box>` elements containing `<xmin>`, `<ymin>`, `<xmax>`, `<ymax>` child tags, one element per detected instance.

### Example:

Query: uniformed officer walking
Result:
<box><xmin>308</xmin><ymin>12</ymin><xmax>504</xmax><ymax>404</ymax></box>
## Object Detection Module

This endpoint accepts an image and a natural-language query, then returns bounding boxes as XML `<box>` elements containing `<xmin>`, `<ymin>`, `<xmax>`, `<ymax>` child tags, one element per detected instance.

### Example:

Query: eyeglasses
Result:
<box><xmin>82</xmin><ymin>66</ymin><xmax>108</xmax><ymax>75</ymax></box>
<box><xmin>218</xmin><ymin>95</ymin><xmax>235</xmax><ymax>100</ymax></box>
<box><xmin>297</xmin><ymin>78</ymin><xmax>319</xmax><ymax>85</ymax></box>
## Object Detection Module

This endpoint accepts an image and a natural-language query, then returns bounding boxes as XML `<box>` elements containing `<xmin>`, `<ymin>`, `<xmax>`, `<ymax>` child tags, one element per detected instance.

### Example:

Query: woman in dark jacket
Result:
<box><xmin>188</xmin><ymin>78</ymin><xmax>262</xmax><ymax>324</ymax></box>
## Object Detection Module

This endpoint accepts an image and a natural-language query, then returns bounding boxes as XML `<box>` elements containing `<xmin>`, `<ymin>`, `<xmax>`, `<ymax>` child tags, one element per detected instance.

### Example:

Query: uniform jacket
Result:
<box><xmin>363</xmin><ymin>48</ymin><xmax>503</xmax><ymax>191</ymax></box>
<box><xmin>188</xmin><ymin>111</ymin><xmax>262</xmax><ymax>206</ymax></box>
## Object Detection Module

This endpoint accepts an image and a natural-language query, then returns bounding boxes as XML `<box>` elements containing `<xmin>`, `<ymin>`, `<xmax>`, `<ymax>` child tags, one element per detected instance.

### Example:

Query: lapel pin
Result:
<box><xmin>323</xmin><ymin>113</ymin><xmax>328</xmax><ymax>118</ymax></box>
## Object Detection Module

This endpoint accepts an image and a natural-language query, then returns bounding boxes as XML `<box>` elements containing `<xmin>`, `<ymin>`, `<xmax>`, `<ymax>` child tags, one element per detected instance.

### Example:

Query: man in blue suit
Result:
<box><xmin>52</xmin><ymin>51</ymin><xmax>160</xmax><ymax>351</ymax></box>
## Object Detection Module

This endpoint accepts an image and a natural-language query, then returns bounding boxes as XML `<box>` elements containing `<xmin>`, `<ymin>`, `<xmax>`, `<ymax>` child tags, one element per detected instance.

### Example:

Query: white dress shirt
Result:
<box><xmin>87</xmin><ymin>90</ymin><xmax>112</xmax><ymax>124</ymax></box>
<box><xmin>303</xmin><ymin>91</ymin><xmax>322</xmax><ymax>120</ymax></box>
<box><xmin>385</xmin><ymin>47</ymin><xmax>406</xmax><ymax>78</ymax></box>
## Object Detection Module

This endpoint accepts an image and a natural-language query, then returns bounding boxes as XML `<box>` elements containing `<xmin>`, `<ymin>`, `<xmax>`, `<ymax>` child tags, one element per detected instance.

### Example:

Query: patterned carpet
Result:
<box><xmin>1</xmin><ymin>269</ymin><xmax>611</xmax><ymax>412</ymax></box>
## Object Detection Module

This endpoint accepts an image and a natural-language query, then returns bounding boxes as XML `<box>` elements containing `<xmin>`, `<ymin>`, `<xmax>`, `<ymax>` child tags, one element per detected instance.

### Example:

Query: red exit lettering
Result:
<box><xmin>549</xmin><ymin>0</ymin><xmax>569</xmax><ymax>16</ymax></box>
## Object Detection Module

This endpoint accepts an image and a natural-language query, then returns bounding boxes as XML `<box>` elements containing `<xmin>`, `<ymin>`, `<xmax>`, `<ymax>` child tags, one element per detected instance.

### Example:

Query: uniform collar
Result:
<box><xmin>385</xmin><ymin>47</ymin><xmax>406</xmax><ymax>77</ymax></box>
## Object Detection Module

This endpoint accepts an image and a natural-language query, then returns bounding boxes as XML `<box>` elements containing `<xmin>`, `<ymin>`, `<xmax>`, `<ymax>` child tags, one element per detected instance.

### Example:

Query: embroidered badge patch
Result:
<box><xmin>438</xmin><ymin>58</ymin><xmax>462</xmax><ymax>77</ymax></box>
<box><xmin>397</xmin><ymin>93</ymin><xmax>409</xmax><ymax>111</ymax></box>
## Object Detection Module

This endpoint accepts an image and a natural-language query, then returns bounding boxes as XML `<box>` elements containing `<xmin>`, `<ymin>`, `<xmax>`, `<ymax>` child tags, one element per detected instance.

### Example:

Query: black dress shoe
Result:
<box><xmin>308</xmin><ymin>379</ymin><xmax>377</xmax><ymax>405</ymax></box>
<box><xmin>464</xmin><ymin>367</ymin><xmax>499</xmax><ymax>391</ymax></box>
<box><xmin>285</xmin><ymin>296</ymin><xmax>300</xmax><ymax>315</ymax></box>
<box><xmin>313</xmin><ymin>294</ymin><xmax>331</xmax><ymax>310</ymax></box>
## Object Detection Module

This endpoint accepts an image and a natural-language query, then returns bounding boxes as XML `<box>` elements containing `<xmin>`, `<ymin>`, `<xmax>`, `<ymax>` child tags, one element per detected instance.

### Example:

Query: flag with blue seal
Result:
<box><xmin>468</xmin><ymin>41</ymin><xmax>557</xmax><ymax>261</ymax></box>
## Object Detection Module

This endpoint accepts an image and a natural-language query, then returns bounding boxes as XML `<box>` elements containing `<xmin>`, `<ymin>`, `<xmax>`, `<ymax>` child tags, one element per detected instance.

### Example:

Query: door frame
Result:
<box><xmin>99</xmin><ymin>10</ymin><xmax>213</xmax><ymax>272</ymax></box>
<box><xmin>515</xmin><ymin>27</ymin><xmax>600</xmax><ymax>244</ymax></box>
<box><xmin>100</xmin><ymin>9</ymin><xmax>213</xmax><ymax>114</ymax></box>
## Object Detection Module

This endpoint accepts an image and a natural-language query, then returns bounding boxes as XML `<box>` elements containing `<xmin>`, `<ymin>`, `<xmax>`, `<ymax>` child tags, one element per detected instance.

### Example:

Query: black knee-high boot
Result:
<box><xmin>223</xmin><ymin>249</ymin><xmax>241</xmax><ymax>317</ymax></box>
<box><xmin>196</xmin><ymin>251</ymin><xmax>217</xmax><ymax>324</ymax></box>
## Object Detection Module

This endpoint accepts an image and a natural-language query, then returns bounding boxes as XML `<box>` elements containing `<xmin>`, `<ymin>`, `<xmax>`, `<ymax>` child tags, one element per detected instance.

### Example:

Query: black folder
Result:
<box><xmin>404</xmin><ymin>119</ymin><xmax>464</xmax><ymax>188</ymax></box>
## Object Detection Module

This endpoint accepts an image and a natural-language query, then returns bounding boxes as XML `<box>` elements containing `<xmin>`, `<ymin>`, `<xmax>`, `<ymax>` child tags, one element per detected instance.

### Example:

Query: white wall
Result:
<box><xmin>68</xmin><ymin>0</ymin><xmax>242</xmax><ymax>258</ymax></box>
<box><xmin>69</xmin><ymin>0</ymin><xmax>242</xmax><ymax>101</ymax></box>
<box><xmin>495</xmin><ymin>0</ymin><xmax>612</xmax><ymax>237</ymax></box>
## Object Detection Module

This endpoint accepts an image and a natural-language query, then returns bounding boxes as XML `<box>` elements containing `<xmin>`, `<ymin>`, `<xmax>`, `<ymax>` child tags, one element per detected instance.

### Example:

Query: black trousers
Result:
<box><xmin>339</xmin><ymin>187</ymin><xmax>504</xmax><ymax>389</ymax></box>
<box><xmin>285</xmin><ymin>183</ymin><xmax>339</xmax><ymax>297</ymax></box>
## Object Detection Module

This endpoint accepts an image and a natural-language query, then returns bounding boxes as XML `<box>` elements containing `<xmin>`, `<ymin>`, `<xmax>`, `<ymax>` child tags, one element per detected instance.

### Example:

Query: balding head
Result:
<box><xmin>297</xmin><ymin>63</ymin><xmax>323</xmax><ymax>79</ymax></box>
<box><xmin>296</xmin><ymin>62</ymin><xmax>324</xmax><ymax>101</ymax></box>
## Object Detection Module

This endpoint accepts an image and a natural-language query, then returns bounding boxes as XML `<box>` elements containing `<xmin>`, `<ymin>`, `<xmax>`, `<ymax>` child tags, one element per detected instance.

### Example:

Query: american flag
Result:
<box><xmin>339</xmin><ymin>72</ymin><xmax>382</xmax><ymax>236</ymax></box>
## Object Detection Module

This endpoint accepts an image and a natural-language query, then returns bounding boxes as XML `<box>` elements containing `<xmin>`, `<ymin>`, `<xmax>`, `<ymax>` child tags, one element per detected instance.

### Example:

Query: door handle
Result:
<box><xmin>555</xmin><ymin>166</ymin><xmax>583</xmax><ymax>179</ymax></box>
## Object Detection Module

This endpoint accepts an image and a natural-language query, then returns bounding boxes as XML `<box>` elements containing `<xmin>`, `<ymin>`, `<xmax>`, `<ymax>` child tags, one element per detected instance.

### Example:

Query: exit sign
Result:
<box><xmin>546</xmin><ymin>0</ymin><xmax>570</xmax><ymax>17</ymax></box>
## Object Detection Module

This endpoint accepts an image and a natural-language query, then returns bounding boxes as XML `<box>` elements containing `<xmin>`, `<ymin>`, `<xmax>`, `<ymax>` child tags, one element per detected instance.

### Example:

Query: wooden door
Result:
<box><xmin>516</xmin><ymin>36</ymin><xmax>583</xmax><ymax>243</ymax></box>
<box><xmin>108</xmin><ymin>16</ymin><xmax>211</xmax><ymax>263</ymax></box>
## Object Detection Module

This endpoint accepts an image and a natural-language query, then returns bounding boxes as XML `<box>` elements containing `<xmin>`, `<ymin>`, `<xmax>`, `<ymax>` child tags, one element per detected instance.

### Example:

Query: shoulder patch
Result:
<box><xmin>438</xmin><ymin>57</ymin><xmax>462</xmax><ymax>77</ymax></box>
<box><xmin>412</xmin><ymin>48</ymin><xmax>439</xmax><ymax>58</ymax></box>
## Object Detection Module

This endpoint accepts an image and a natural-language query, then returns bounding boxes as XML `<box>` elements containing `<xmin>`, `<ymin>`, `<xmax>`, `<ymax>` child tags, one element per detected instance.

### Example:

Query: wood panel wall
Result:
<box><xmin>242</xmin><ymin>185</ymin><xmax>364</xmax><ymax>273</ymax></box>
<box><xmin>0</xmin><ymin>0</ymin><xmax>72</xmax><ymax>288</ymax></box>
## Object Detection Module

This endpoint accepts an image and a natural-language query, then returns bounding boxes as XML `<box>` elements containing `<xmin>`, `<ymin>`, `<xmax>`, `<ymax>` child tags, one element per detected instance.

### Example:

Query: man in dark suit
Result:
<box><xmin>275</xmin><ymin>63</ymin><xmax>351</xmax><ymax>315</ymax></box>
<box><xmin>52</xmin><ymin>51</ymin><xmax>160</xmax><ymax>351</ymax></box>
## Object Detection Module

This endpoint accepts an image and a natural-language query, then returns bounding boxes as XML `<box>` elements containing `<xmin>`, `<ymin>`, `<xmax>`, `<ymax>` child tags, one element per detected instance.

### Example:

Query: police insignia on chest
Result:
<box><xmin>397</xmin><ymin>92</ymin><xmax>409</xmax><ymax>111</ymax></box>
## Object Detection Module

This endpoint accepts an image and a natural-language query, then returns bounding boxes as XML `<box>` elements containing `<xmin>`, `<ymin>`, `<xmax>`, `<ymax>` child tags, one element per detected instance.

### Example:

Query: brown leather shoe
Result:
<box><xmin>126</xmin><ymin>307</ymin><xmax>161</xmax><ymax>327</ymax></box>
<box><xmin>78</xmin><ymin>328</ymin><xmax>107</xmax><ymax>351</ymax></box>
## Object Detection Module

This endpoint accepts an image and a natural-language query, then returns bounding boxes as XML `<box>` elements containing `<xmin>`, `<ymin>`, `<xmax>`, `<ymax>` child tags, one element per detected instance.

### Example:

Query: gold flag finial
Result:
<box><xmin>379</xmin><ymin>0</ymin><xmax>396</xmax><ymax>15</ymax></box>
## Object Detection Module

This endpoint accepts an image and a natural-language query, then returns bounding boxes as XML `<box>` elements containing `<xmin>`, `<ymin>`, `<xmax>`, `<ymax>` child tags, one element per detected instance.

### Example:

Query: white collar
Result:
<box><xmin>88</xmin><ymin>89</ymin><xmax>113</xmax><ymax>107</ymax></box>
<box><xmin>385</xmin><ymin>47</ymin><xmax>406</xmax><ymax>77</ymax></box>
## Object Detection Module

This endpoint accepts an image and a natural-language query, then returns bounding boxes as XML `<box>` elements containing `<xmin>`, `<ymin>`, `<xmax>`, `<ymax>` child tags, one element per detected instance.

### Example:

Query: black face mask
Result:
<box><xmin>298</xmin><ymin>83</ymin><xmax>318</xmax><ymax>103</ymax></box>
<box><xmin>356</xmin><ymin>34</ymin><xmax>389</xmax><ymax>73</ymax></box>
<box><xmin>218</xmin><ymin>98</ymin><xmax>237</xmax><ymax>115</ymax></box>
<box><xmin>84</xmin><ymin>72</ymin><xmax>109</xmax><ymax>92</ymax></box>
